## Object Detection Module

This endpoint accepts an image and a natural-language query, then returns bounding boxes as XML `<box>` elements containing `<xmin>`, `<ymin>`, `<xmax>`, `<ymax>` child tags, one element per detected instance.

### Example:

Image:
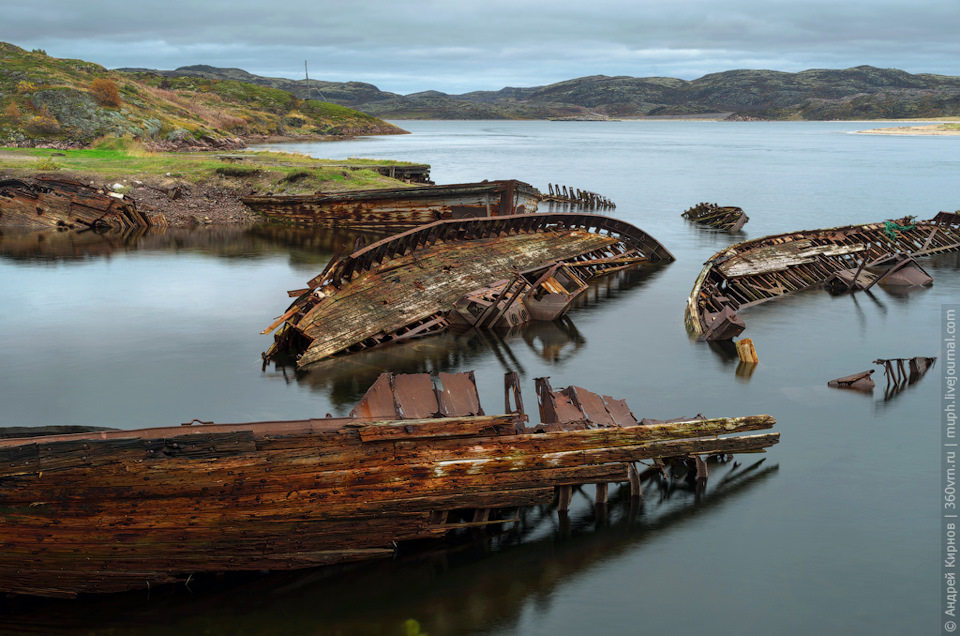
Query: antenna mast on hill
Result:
<box><xmin>304</xmin><ymin>60</ymin><xmax>327</xmax><ymax>102</ymax></box>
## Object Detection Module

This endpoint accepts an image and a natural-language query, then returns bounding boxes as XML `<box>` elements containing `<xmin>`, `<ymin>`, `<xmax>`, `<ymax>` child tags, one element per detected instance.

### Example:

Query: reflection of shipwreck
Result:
<box><xmin>682</xmin><ymin>202</ymin><xmax>749</xmax><ymax>231</ymax></box>
<box><xmin>0</xmin><ymin>177</ymin><xmax>164</xmax><ymax>230</ymax></box>
<box><xmin>0</xmin><ymin>371</ymin><xmax>777</xmax><ymax>597</ymax></box>
<box><xmin>264</xmin><ymin>213</ymin><xmax>674</xmax><ymax>367</ymax></box>
<box><xmin>242</xmin><ymin>180</ymin><xmax>541</xmax><ymax>231</ymax></box>
<box><xmin>686</xmin><ymin>212</ymin><xmax>960</xmax><ymax>340</ymax></box>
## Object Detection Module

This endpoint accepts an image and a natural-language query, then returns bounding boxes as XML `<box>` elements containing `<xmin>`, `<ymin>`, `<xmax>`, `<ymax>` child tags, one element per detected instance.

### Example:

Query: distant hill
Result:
<box><xmin>0</xmin><ymin>43</ymin><xmax>406</xmax><ymax>148</ymax></box>
<box><xmin>118</xmin><ymin>64</ymin><xmax>960</xmax><ymax>120</ymax></box>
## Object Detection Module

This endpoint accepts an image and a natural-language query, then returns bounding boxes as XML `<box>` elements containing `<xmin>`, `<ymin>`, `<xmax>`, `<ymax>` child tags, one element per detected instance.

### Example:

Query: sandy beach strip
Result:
<box><xmin>858</xmin><ymin>123</ymin><xmax>960</xmax><ymax>136</ymax></box>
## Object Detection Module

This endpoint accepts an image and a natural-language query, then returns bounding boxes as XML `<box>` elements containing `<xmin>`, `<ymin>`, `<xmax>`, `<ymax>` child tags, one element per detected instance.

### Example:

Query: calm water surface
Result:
<box><xmin>1</xmin><ymin>121</ymin><xmax>957</xmax><ymax>634</ymax></box>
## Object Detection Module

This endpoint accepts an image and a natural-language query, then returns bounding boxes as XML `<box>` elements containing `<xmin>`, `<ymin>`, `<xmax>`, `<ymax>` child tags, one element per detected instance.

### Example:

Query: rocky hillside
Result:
<box><xmin>125</xmin><ymin>64</ymin><xmax>960</xmax><ymax>120</ymax></box>
<box><xmin>0</xmin><ymin>43</ymin><xmax>406</xmax><ymax>148</ymax></box>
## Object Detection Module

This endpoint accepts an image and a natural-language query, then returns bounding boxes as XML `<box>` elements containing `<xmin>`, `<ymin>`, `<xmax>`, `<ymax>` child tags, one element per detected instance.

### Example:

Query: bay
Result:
<box><xmin>0</xmin><ymin>120</ymin><xmax>956</xmax><ymax>634</ymax></box>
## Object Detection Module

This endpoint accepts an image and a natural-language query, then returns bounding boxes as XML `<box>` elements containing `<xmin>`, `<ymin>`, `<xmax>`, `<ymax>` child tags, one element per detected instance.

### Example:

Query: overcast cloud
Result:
<box><xmin>4</xmin><ymin>0</ymin><xmax>958</xmax><ymax>94</ymax></box>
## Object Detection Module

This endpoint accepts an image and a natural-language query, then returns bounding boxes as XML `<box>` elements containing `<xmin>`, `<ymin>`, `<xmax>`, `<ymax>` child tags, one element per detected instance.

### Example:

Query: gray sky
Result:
<box><xmin>5</xmin><ymin>0</ymin><xmax>959</xmax><ymax>95</ymax></box>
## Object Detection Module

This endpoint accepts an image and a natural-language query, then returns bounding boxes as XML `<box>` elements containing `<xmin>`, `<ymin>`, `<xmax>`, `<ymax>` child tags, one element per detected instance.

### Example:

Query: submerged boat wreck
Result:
<box><xmin>541</xmin><ymin>183</ymin><xmax>616</xmax><ymax>211</ymax></box>
<box><xmin>685</xmin><ymin>212</ymin><xmax>960</xmax><ymax>341</ymax></box>
<box><xmin>0</xmin><ymin>177</ymin><xmax>163</xmax><ymax>230</ymax></box>
<box><xmin>242</xmin><ymin>179</ymin><xmax>542</xmax><ymax>231</ymax></box>
<box><xmin>682</xmin><ymin>202</ymin><xmax>749</xmax><ymax>231</ymax></box>
<box><xmin>263</xmin><ymin>213</ymin><xmax>675</xmax><ymax>367</ymax></box>
<box><xmin>0</xmin><ymin>371</ymin><xmax>777</xmax><ymax>597</ymax></box>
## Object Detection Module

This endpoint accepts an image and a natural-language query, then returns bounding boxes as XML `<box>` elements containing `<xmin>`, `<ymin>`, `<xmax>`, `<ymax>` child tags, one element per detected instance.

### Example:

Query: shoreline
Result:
<box><xmin>857</xmin><ymin>123</ymin><xmax>960</xmax><ymax>136</ymax></box>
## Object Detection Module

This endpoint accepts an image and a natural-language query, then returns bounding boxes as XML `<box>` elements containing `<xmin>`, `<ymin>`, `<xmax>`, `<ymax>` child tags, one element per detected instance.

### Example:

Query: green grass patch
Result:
<box><xmin>0</xmin><ymin>146</ymin><xmax>420</xmax><ymax>194</ymax></box>
<box><xmin>215</xmin><ymin>165</ymin><xmax>262</xmax><ymax>177</ymax></box>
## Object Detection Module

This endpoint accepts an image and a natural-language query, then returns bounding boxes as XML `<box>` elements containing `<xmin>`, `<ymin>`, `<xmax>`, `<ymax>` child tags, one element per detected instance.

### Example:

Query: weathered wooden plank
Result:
<box><xmin>296</xmin><ymin>231</ymin><xmax>620</xmax><ymax>365</ymax></box>
<box><xmin>354</xmin><ymin>415</ymin><xmax>516</xmax><ymax>442</ymax></box>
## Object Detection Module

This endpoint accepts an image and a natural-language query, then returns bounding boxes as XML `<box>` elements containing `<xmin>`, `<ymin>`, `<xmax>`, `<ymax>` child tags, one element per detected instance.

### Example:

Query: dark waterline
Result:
<box><xmin>0</xmin><ymin>121</ymin><xmax>956</xmax><ymax>634</ymax></box>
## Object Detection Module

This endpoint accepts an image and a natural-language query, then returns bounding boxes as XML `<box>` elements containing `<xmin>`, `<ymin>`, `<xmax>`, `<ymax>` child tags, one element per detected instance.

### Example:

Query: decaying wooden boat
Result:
<box><xmin>682</xmin><ymin>202</ymin><xmax>749</xmax><ymax>231</ymax></box>
<box><xmin>541</xmin><ymin>183</ymin><xmax>616</xmax><ymax>210</ymax></box>
<box><xmin>263</xmin><ymin>212</ymin><xmax>675</xmax><ymax>367</ymax></box>
<box><xmin>686</xmin><ymin>211</ymin><xmax>960</xmax><ymax>340</ymax></box>
<box><xmin>242</xmin><ymin>179</ymin><xmax>541</xmax><ymax>230</ymax></box>
<box><xmin>0</xmin><ymin>177</ymin><xmax>164</xmax><ymax>230</ymax></box>
<box><xmin>0</xmin><ymin>370</ymin><xmax>778</xmax><ymax>597</ymax></box>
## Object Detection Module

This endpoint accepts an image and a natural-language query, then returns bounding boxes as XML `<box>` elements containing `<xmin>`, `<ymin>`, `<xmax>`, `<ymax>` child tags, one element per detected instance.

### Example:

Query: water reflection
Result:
<box><xmin>265</xmin><ymin>319</ymin><xmax>587</xmax><ymax>410</ymax></box>
<box><xmin>263</xmin><ymin>265</ymin><xmax>661</xmax><ymax>409</ymax></box>
<box><xmin>0</xmin><ymin>460</ymin><xmax>777</xmax><ymax>636</ymax></box>
<box><xmin>0</xmin><ymin>225</ymin><xmax>387</xmax><ymax>267</ymax></box>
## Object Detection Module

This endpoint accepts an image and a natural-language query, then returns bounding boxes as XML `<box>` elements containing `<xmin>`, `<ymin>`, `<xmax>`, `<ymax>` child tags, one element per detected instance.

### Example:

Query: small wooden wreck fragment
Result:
<box><xmin>0</xmin><ymin>371</ymin><xmax>777</xmax><ymax>597</ymax></box>
<box><xmin>828</xmin><ymin>369</ymin><xmax>876</xmax><ymax>392</ymax></box>
<box><xmin>682</xmin><ymin>202</ymin><xmax>749</xmax><ymax>231</ymax></box>
<box><xmin>0</xmin><ymin>177</ymin><xmax>164</xmax><ymax>229</ymax></box>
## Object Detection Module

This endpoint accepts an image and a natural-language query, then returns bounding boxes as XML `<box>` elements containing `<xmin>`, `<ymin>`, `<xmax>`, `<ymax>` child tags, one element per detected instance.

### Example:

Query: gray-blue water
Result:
<box><xmin>1</xmin><ymin>121</ymin><xmax>957</xmax><ymax>634</ymax></box>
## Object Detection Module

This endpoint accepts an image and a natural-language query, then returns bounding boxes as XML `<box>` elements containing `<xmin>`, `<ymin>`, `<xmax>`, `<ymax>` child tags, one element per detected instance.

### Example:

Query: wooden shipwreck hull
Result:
<box><xmin>263</xmin><ymin>212</ymin><xmax>675</xmax><ymax>367</ymax></box>
<box><xmin>0</xmin><ymin>177</ymin><xmax>163</xmax><ymax>230</ymax></box>
<box><xmin>0</xmin><ymin>371</ymin><xmax>778</xmax><ymax>597</ymax></box>
<box><xmin>682</xmin><ymin>202</ymin><xmax>748</xmax><ymax>231</ymax></box>
<box><xmin>685</xmin><ymin>211</ymin><xmax>960</xmax><ymax>340</ymax></box>
<box><xmin>242</xmin><ymin>179</ymin><xmax>541</xmax><ymax>230</ymax></box>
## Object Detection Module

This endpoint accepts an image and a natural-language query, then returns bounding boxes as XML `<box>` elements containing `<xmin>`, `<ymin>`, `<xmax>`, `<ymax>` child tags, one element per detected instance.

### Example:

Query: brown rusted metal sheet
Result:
<box><xmin>0</xmin><ymin>177</ymin><xmax>164</xmax><ymax>230</ymax></box>
<box><xmin>242</xmin><ymin>179</ymin><xmax>541</xmax><ymax>230</ymax></box>
<box><xmin>682</xmin><ymin>202</ymin><xmax>749</xmax><ymax>231</ymax></box>
<box><xmin>265</xmin><ymin>213</ymin><xmax>674</xmax><ymax>367</ymax></box>
<box><xmin>0</xmin><ymin>370</ymin><xmax>778</xmax><ymax>598</ymax></box>
<box><xmin>348</xmin><ymin>373</ymin><xmax>398</xmax><ymax>419</ymax></box>
<box><xmin>570</xmin><ymin>386</ymin><xmax>618</xmax><ymax>428</ymax></box>
<box><xmin>601</xmin><ymin>396</ymin><xmax>640</xmax><ymax>427</ymax></box>
<box><xmin>685</xmin><ymin>213</ymin><xmax>960</xmax><ymax>340</ymax></box>
<box><xmin>393</xmin><ymin>373</ymin><xmax>440</xmax><ymax>419</ymax></box>
<box><xmin>438</xmin><ymin>371</ymin><xmax>484</xmax><ymax>417</ymax></box>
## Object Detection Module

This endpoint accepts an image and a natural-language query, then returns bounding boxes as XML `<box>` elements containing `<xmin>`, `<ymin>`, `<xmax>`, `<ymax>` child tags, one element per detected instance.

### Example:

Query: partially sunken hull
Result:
<box><xmin>263</xmin><ymin>213</ymin><xmax>675</xmax><ymax>367</ymax></box>
<box><xmin>242</xmin><ymin>180</ymin><xmax>541</xmax><ymax>230</ymax></box>
<box><xmin>0</xmin><ymin>177</ymin><xmax>163</xmax><ymax>230</ymax></box>
<box><xmin>0</xmin><ymin>371</ymin><xmax>777</xmax><ymax>597</ymax></box>
<box><xmin>681</xmin><ymin>202</ymin><xmax>748</xmax><ymax>232</ymax></box>
<box><xmin>685</xmin><ymin>211</ymin><xmax>960</xmax><ymax>340</ymax></box>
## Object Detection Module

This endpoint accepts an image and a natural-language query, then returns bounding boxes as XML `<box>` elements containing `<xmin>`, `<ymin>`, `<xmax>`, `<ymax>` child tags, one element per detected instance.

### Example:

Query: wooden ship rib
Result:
<box><xmin>0</xmin><ymin>177</ymin><xmax>163</xmax><ymax>230</ymax></box>
<box><xmin>685</xmin><ymin>211</ymin><xmax>960</xmax><ymax>341</ymax></box>
<box><xmin>262</xmin><ymin>212</ymin><xmax>675</xmax><ymax>368</ymax></box>
<box><xmin>242</xmin><ymin>179</ymin><xmax>542</xmax><ymax>231</ymax></box>
<box><xmin>0</xmin><ymin>370</ymin><xmax>778</xmax><ymax>598</ymax></box>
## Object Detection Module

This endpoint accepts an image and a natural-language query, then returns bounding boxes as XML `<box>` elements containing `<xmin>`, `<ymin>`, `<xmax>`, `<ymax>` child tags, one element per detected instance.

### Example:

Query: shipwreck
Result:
<box><xmin>685</xmin><ymin>212</ymin><xmax>960</xmax><ymax>341</ymax></box>
<box><xmin>682</xmin><ymin>202</ymin><xmax>749</xmax><ymax>232</ymax></box>
<box><xmin>242</xmin><ymin>179</ymin><xmax>542</xmax><ymax>231</ymax></box>
<box><xmin>0</xmin><ymin>177</ymin><xmax>163</xmax><ymax>230</ymax></box>
<box><xmin>262</xmin><ymin>212</ymin><xmax>675</xmax><ymax>367</ymax></box>
<box><xmin>0</xmin><ymin>370</ymin><xmax>777</xmax><ymax>597</ymax></box>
